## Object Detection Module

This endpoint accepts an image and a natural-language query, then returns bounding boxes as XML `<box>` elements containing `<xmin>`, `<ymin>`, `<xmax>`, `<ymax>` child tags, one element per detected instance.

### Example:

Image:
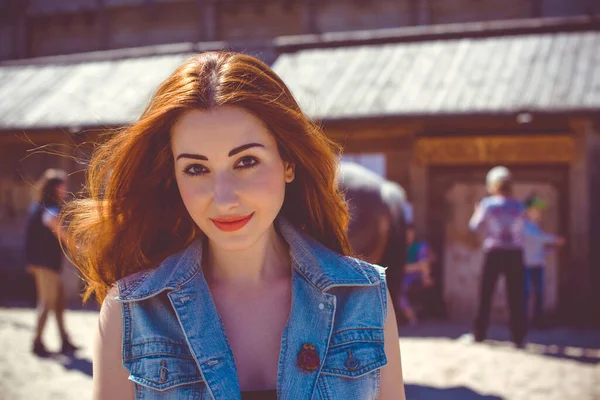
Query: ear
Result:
<box><xmin>284</xmin><ymin>161</ymin><xmax>295</xmax><ymax>183</ymax></box>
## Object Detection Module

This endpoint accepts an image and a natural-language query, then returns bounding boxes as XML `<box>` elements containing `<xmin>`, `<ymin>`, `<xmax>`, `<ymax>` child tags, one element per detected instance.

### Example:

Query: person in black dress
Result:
<box><xmin>25</xmin><ymin>168</ymin><xmax>77</xmax><ymax>356</ymax></box>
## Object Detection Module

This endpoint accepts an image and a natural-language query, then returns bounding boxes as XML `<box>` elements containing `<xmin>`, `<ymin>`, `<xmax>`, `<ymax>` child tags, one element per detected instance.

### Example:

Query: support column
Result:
<box><xmin>13</xmin><ymin>1</ymin><xmax>29</xmax><ymax>59</ymax></box>
<box><xmin>566</xmin><ymin>119</ymin><xmax>594</xmax><ymax>323</ymax></box>
<box><xmin>301</xmin><ymin>0</ymin><xmax>318</xmax><ymax>34</ymax></box>
<box><xmin>408</xmin><ymin>152</ymin><xmax>428</xmax><ymax>236</ymax></box>
<box><xmin>97</xmin><ymin>0</ymin><xmax>109</xmax><ymax>50</ymax></box>
<box><xmin>199</xmin><ymin>0</ymin><xmax>218</xmax><ymax>41</ymax></box>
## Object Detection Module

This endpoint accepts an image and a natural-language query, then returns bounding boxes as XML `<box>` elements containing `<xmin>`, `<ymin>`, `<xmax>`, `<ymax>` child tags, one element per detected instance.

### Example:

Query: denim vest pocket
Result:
<box><xmin>124</xmin><ymin>341</ymin><xmax>203</xmax><ymax>393</ymax></box>
<box><xmin>320</xmin><ymin>328</ymin><xmax>387</xmax><ymax>378</ymax></box>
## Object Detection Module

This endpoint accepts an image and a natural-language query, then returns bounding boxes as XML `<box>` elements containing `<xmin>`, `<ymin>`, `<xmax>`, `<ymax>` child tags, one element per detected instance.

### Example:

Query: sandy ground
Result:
<box><xmin>0</xmin><ymin>307</ymin><xmax>598</xmax><ymax>400</ymax></box>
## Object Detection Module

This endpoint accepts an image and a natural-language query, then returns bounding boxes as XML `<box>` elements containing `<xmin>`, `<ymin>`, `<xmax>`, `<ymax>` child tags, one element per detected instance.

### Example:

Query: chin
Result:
<box><xmin>211</xmin><ymin>235</ymin><xmax>256</xmax><ymax>252</ymax></box>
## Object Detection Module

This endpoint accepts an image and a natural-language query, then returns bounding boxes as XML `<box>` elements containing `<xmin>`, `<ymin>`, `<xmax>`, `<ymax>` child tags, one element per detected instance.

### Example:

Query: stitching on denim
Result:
<box><xmin>134</xmin><ymin>382</ymin><xmax>142</xmax><ymax>400</ymax></box>
<box><xmin>332</xmin><ymin>327</ymin><xmax>384</xmax><ymax>334</ymax></box>
<box><xmin>328</xmin><ymin>338</ymin><xmax>384</xmax><ymax>349</ymax></box>
<box><xmin>130</xmin><ymin>375</ymin><xmax>203</xmax><ymax>390</ymax></box>
<box><xmin>122</xmin><ymin>300</ymin><xmax>132</xmax><ymax>362</ymax></box>
<box><xmin>320</xmin><ymin>360</ymin><xmax>387</xmax><ymax>378</ymax></box>
<box><xmin>317</xmin><ymin>375</ymin><xmax>331</xmax><ymax>400</ymax></box>
<box><xmin>130</xmin><ymin>339</ymin><xmax>191</xmax><ymax>347</ymax></box>
<box><xmin>374</xmin><ymin>368</ymin><xmax>382</xmax><ymax>398</ymax></box>
<box><xmin>276</xmin><ymin>315</ymin><xmax>289</xmax><ymax>395</ymax></box>
<box><xmin>166</xmin><ymin>292</ymin><xmax>215</xmax><ymax>400</ymax></box>
<box><xmin>378</xmin><ymin>269</ymin><xmax>387</xmax><ymax>326</ymax></box>
<box><xmin>126</xmin><ymin>352</ymin><xmax>196</xmax><ymax>362</ymax></box>
<box><xmin>309</xmin><ymin>292</ymin><xmax>337</xmax><ymax>398</ymax></box>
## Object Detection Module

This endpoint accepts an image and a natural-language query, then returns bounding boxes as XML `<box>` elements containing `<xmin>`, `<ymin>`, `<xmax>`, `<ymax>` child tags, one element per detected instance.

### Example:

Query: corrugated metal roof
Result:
<box><xmin>0</xmin><ymin>52</ymin><xmax>194</xmax><ymax>130</ymax></box>
<box><xmin>272</xmin><ymin>30</ymin><xmax>600</xmax><ymax>120</ymax></box>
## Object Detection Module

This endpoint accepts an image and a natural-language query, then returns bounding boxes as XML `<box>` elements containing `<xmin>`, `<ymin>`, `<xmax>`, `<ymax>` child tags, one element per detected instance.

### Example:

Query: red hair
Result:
<box><xmin>64</xmin><ymin>52</ymin><xmax>352</xmax><ymax>303</ymax></box>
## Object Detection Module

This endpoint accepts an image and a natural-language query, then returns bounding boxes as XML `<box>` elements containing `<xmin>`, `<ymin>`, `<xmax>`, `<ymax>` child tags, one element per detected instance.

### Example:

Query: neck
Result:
<box><xmin>203</xmin><ymin>224</ymin><xmax>292</xmax><ymax>287</ymax></box>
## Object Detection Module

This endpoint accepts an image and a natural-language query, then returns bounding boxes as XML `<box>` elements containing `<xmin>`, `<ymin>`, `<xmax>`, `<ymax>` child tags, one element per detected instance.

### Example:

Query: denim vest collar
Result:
<box><xmin>117</xmin><ymin>216</ymin><xmax>378</xmax><ymax>301</ymax></box>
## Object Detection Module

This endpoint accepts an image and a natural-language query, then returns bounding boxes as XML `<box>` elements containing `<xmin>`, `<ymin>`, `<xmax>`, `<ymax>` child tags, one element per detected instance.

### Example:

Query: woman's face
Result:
<box><xmin>171</xmin><ymin>106</ymin><xmax>295</xmax><ymax>251</ymax></box>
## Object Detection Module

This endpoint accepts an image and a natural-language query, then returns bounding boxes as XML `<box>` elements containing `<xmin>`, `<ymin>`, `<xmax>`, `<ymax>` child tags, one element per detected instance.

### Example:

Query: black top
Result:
<box><xmin>24</xmin><ymin>205</ymin><xmax>63</xmax><ymax>272</ymax></box>
<box><xmin>241</xmin><ymin>390</ymin><xmax>277</xmax><ymax>400</ymax></box>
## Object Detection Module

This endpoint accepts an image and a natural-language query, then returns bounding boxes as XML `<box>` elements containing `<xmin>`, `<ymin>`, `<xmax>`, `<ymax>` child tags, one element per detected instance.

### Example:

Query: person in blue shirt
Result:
<box><xmin>469</xmin><ymin>166</ymin><xmax>527</xmax><ymax>347</ymax></box>
<box><xmin>522</xmin><ymin>194</ymin><xmax>565</xmax><ymax>328</ymax></box>
<box><xmin>400</xmin><ymin>225</ymin><xmax>434</xmax><ymax>326</ymax></box>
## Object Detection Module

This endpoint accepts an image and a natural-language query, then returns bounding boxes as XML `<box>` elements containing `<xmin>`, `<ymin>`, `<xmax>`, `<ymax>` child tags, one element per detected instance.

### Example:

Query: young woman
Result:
<box><xmin>25</xmin><ymin>168</ymin><xmax>78</xmax><ymax>356</ymax></box>
<box><xmin>65</xmin><ymin>52</ymin><xmax>405</xmax><ymax>399</ymax></box>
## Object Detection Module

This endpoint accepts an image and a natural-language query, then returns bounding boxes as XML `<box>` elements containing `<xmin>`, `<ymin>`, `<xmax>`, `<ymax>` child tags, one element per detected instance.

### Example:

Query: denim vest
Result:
<box><xmin>116</xmin><ymin>217</ymin><xmax>388</xmax><ymax>399</ymax></box>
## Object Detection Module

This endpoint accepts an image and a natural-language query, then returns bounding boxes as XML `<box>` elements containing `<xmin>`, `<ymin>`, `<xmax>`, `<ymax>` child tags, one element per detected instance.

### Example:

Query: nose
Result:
<box><xmin>213</xmin><ymin>171</ymin><xmax>239</xmax><ymax>213</ymax></box>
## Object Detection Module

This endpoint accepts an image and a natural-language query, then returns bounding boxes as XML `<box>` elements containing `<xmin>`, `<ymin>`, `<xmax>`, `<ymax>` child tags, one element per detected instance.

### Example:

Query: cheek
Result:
<box><xmin>176</xmin><ymin>177</ymin><xmax>211</xmax><ymax>211</ymax></box>
<box><xmin>243</xmin><ymin>166</ymin><xmax>286</xmax><ymax>202</ymax></box>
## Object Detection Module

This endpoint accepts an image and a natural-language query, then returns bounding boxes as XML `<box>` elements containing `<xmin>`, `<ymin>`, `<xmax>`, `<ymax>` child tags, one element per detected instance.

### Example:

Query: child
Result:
<box><xmin>522</xmin><ymin>194</ymin><xmax>565</xmax><ymax>327</ymax></box>
<box><xmin>400</xmin><ymin>224</ymin><xmax>434</xmax><ymax>326</ymax></box>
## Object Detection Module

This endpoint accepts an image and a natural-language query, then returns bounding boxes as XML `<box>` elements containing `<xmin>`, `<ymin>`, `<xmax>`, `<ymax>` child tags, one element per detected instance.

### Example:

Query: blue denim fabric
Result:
<box><xmin>116</xmin><ymin>216</ymin><xmax>388</xmax><ymax>400</ymax></box>
<box><xmin>523</xmin><ymin>266</ymin><xmax>544</xmax><ymax>322</ymax></box>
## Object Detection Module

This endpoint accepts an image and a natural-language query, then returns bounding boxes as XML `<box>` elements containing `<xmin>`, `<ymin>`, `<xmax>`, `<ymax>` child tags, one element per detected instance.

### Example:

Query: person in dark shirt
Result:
<box><xmin>25</xmin><ymin>168</ymin><xmax>78</xmax><ymax>357</ymax></box>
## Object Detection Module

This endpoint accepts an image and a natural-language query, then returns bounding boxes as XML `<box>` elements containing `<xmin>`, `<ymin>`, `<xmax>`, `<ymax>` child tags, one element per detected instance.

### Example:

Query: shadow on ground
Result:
<box><xmin>60</xmin><ymin>354</ymin><xmax>93</xmax><ymax>376</ymax></box>
<box><xmin>405</xmin><ymin>384</ymin><xmax>503</xmax><ymax>399</ymax></box>
<box><xmin>399</xmin><ymin>321</ymin><xmax>600</xmax><ymax>364</ymax></box>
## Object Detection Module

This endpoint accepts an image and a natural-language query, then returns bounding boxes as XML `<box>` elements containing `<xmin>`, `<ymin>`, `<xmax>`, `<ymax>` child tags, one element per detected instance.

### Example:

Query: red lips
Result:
<box><xmin>211</xmin><ymin>213</ymin><xmax>254</xmax><ymax>232</ymax></box>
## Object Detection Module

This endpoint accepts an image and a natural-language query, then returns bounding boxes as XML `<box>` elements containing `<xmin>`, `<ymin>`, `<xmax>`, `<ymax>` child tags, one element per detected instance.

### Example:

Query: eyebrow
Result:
<box><xmin>176</xmin><ymin>143</ymin><xmax>265</xmax><ymax>161</ymax></box>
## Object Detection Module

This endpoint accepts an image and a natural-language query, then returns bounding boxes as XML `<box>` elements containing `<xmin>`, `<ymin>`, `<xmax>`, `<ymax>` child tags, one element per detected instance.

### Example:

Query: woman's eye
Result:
<box><xmin>236</xmin><ymin>156</ymin><xmax>259</xmax><ymax>169</ymax></box>
<box><xmin>183</xmin><ymin>164</ymin><xmax>208</xmax><ymax>176</ymax></box>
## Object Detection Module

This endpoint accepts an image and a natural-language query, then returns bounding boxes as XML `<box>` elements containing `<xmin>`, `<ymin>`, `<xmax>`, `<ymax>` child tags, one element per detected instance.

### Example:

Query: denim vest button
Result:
<box><xmin>318</xmin><ymin>303</ymin><xmax>324</xmax><ymax>310</ymax></box>
<box><xmin>159</xmin><ymin>360</ymin><xmax>168</xmax><ymax>382</ymax></box>
<box><xmin>344</xmin><ymin>349</ymin><xmax>360</xmax><ymax>371</ymax></box>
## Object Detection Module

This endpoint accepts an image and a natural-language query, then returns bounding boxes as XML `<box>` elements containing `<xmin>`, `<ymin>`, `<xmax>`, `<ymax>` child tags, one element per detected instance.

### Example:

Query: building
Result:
<box><xmin>273</xmin><ymin>16</ymin><xmax>600</xmax><ymax>324</ymax></box>
<box><xmin>0</xmin><ymin>1</ymin><xmax>599</xmax><ymax>323</ymax></box>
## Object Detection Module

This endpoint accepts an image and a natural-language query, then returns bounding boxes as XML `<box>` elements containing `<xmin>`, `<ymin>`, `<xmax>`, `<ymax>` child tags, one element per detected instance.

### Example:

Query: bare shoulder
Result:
<box><xmin>379</xmin><ymin>287</ymin><xmax>406</xmax><ymax>399</ymax></box>
<box><xmin>98</xmin><ymin>286</ymin><xmax>122</xmax><ymax>336</ymax></box>
<box><xmin>94</xmin><ymin>286</ymin><xmax>134</xmax><ymax>400</ymax></box>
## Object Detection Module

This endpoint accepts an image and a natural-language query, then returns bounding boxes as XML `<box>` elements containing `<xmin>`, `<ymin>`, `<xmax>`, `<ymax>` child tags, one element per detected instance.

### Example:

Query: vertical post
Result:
<box><xmin>566</xmin><ymin>118</ymin><xmax>593</xmax><ymax>323</ymax></box>
<box><xmin>301</xmin><ymin>0</ymin><xmax>318</xmax><ymax>34</ymax></box>
<box><xmin>13</xmin><ymin>1</ymin><xmax>29</xmax><ymax>59</ymax></box>
<box><xmin>419</xmin><ymin>0</ymin><xmax>433</xmax><ymax>26</ymax></box>
<box><xmin>531</xmin><ymin>0</ymin><xmax>542</xmax><ymax>18</ymax></box>
<box><xmin>585</xmin><ymin>120</ymin><xmax>600</xmax><ymax>323</ymax></box>
<box><xmin>199</xmin><ymin>0</ymin><xmax>218</xmax><ymax>42</ymax></box>
<box><xmin>409</xmin><ymin>0</ymin><xmax>419</xmax><ymax>26</ymax></box>
<box><xmin>97</xmin><ymin>0</ymin><xmax>109</xmax><ymax>50</ymax></box>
